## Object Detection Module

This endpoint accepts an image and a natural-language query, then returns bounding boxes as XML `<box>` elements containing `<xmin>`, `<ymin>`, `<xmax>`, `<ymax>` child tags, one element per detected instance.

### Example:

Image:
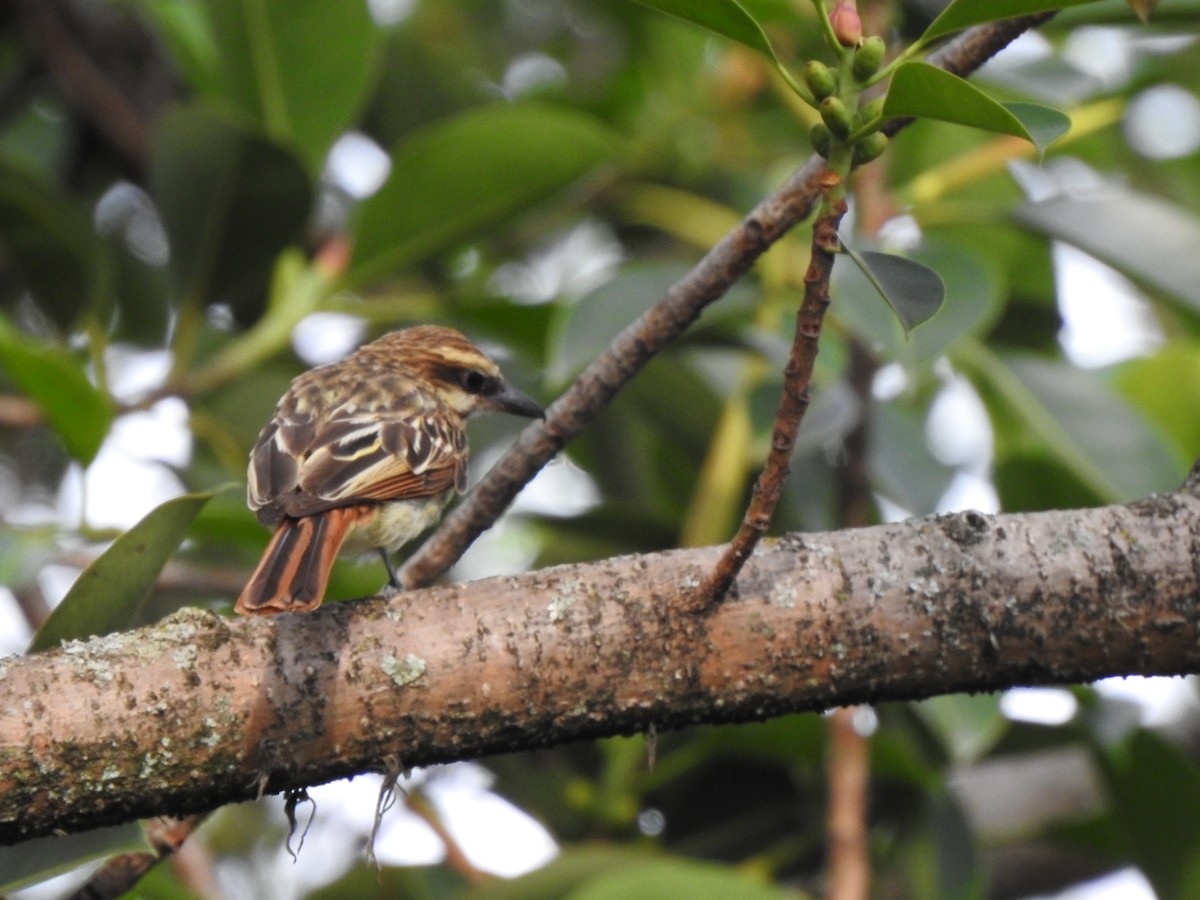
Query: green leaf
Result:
<box><xmin>907</xmin><ymin>241</ymin><xmax>1004</xmax><ymax>362</ymax></box>
<box><xmin>570</xmin><ymin>858</ymin><xmax>795</xmax><ymax>900</ymax></box>
<box><xmin>472</xmin><ymin>846</ymin><xmax>794</xmax><ymax>900</ymax></box>
<box><xmin>869</xmin><ymin>401</ymin><xmax>956</xmax><ymax>516</ymax></box>
<box><xmin>0</xmin><ymin>159</ymin><xmax>107</xmax><ymax>331</ymax></box>
<box><xmin>549</xmin><ymin>262</ymin><xmax>754</xmax><ymax>385</ymax></box>
<box><xmin>914</xmin><ymin>694</ymin><xmax>1008</xmax><ymax>765</ymax></box>
<box><xmin>1107</xmin><ymin>730</ymin><xmax>1200</xmax><ymax>898</ymax></box>
<box><xmin>1116</xmin><ymin>344</ymin><xmax>1200</xmax><ymax>466</ymax></box>
<box><xmin>468</xmin><ymin>845</ymin><xmax>650</xmax><ymax>900</ymax></box>
<box><xmin>0</xmin><ymin>316</ymin><xmax>113</xmax><ymax>465</ymax></box>
<box><xmin>0</xmin><ymin>824</ymin><xmax>147</xmax><ymax>894</ymax></box>
<box><xmin>629</xmin><ymin>0</ymin><xmax>781</xmax><ymax>65</ymax></box>
<box><xmin>347</xmin><ymin>104</ymin><xmax>614</xmax><ymax>289</ymax></box>
<box><xmin>841</xmin><ymin>245</ymin><xmax>945</xmax><ymax>332</ymax></box>
<box><xmin>149</xmin><ymin>103</ymin><xmax>313</xmax><ymax>320</ymax></box>
<box><xmin>921</xmin><ymin>0</ymin><xmax>1106</xmax><ymax>43</ymax></box>
<box><xmin>884</xmin><ymin>63</ymin><xmax>1069</xmax><ymax>154</ymax></box>
<box><xmin>1014</xmin><ymin>184</ymin><xmax>1200</xmax><ymax>315</ymax></box>
<box><xmin>963</xmin><ymin>348</ymin><xmax>1181</xmax><ymax>506</ymax></box>
<box><xmin>550</xmin><ymin>267</ymin><xmax>666</xmax><ymax>385</ymax></box>
<box><xmin>127</xmin><ymin>0</ymin><xmax>223</xmax><ymax>98</ymax></box>
<box><xmin>28</xmin><ymin>488</ymin><xmax>230</xmax><ymax>652</ymax></box>
<box><xmin>205</xmin><ymin>0</ymin><xmax>383</xmax><ymax>170</ymax></box>
<box><xmin>1005</xmin><ymin>102</ymin><xmax>1073</xmax><ymax>153</ymax></box>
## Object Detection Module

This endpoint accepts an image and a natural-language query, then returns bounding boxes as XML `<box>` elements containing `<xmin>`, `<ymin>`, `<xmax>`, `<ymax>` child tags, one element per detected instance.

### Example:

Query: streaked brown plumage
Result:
<box><xmin>235</xmin><ymin>325</ymin><xmax>543</xmax><ymax>616</ymax></box>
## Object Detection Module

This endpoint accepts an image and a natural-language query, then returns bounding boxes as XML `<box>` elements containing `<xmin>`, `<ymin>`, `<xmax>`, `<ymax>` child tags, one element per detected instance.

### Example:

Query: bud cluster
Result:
<box><xmin>803</xmin><ymin>1</ymin><xmax>889</xmax><ymax>170</ymax></box>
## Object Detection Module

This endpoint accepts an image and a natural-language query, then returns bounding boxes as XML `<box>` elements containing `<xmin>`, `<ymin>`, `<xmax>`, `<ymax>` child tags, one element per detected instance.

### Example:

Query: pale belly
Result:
<box><xmin>340</xmin><ymin>491</ymin><xmax>453</xmax><ymax>557</ymax></box>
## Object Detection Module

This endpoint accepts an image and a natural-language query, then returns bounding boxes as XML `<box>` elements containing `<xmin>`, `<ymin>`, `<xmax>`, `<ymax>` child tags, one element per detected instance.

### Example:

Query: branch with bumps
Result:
<box><xmin>5</xmin><ymin>479</ymin><xmax>1200</xmax><ymax>843</ymax></box>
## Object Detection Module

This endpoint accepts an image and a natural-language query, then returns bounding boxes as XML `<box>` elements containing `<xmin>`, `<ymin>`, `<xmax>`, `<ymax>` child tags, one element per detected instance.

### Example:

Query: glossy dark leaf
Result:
<box><xmin>348</xmin><ymin>104</ymin><xmax>614</xmax><ymax>289</ymax></box>
<box><xmin>884</xmin><ymin>63</ymin><xmax>1069</xmax><ymax>154</ymax></box>
<box><xmin>0</xmin><ymin>825</ymin><xmax>147</xmax><ymax>894</ymax></box>
<box><xmin>869</xmin><ymin>401</ymin><xmax>955</xmax><ymax>515</ymax></box>
<box><xmin>205</xmin><ymin>0</ymin><xmax>383</xmax><ymax>171</ymax></box>
<box><xmin>471</xmin><ymin>845</ymin><xmax>794</xmax><ymax>900</ymax></box>
<box><xmin>29</xmin><ymin>488</ymin><xmax>229</xmax><ymax>652</ymax></box>
<box><xmin>841</xmin><ymin>245</ymin><xmax>945</xmax><ymax>333</ymax></box>
<box><xmin>0</xmin><ymin>316</ymin><xmax>113</xmax><ymax>465</ymax></box>
<box><xmin>973</xmin><ymin>354</ymin><xmax>1180</xmax><ymax>505</ymax></box>
<box><xmin>1015</xmin><ymin>184</ymin><xmax>1200</xmax><ymax>314</ymax></box>
<box><xmin>149</xmin><ymin>104</ymin><xmax>313</xmax><ymax>320</ymax></box>
<box><xmin>0</xmin><ymin>160</ymin><xmax>106</xmax><ymax>331</ymax></box>
<box><xmin>629</xmin><ymin>0</ymin><xmax>781</xmax><ymax>64</ymax></box>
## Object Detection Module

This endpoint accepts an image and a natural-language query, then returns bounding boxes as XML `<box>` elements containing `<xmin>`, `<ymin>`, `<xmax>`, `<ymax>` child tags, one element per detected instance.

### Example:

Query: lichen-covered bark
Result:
<box><xmin>4</xmin><ymin>490</ymin><xmax>1200</xmax><ymax>843</ymax></box>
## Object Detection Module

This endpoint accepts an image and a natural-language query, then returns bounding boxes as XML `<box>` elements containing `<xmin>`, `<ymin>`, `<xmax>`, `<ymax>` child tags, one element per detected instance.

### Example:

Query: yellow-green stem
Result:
<box><xmin>168</xmin><ymin>299</ymin><xmax>204</xmax><ymax>385</ymax></box>
<box><xmin>811</xmin><ymin>0</ymin><xmax>851</xmax><ymax>62</ymax></box>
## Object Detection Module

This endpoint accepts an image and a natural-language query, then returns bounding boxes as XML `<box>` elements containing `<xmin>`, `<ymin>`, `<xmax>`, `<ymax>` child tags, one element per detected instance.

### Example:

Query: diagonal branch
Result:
<box><xmin>400</xmin><ymin>12</ymin><xmax>1059</xmax><ymax>589</ymax></box>
<box><xmin>5</xmin><ymin>481</ymin><xmax>1200</xmax><ymax>844</ymax></box>
<box><xmin>11</xmin><ymin>0</ymin><xmax>152</xmax><ymax>168</ymax></box>
<box><xmin>65</xmin><ymin>815</ymin><xmax>209</xmax><ymax>900</ymax></box>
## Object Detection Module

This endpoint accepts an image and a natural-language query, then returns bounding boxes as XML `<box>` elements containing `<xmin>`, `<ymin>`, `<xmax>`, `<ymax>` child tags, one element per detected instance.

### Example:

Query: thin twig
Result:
<box><xmin>67</xmin><ymin>814</ymin><xmax>208</xmax><ymax>900</ymax></box>
<box><xmin>405</xmin><ymin>791</ymin><xmax>489</xmax><ymax>884</ymax></box>
<box><xmin>686</xmin><ymin>193</ymin><xmax>847</xmax><ymax>612</ymax></box>
<box><xmin>824</xmin><ymin>3</ymin><xmax>891</xmax><ymax>871</ymax></box>
<box><xmin>10</xmin><ymin>0</ymin><xmax>151</xmax><ymax>167</ymax></box>
<box><xmin>0</xmin><ymin>394</ymin><xmax>43</xmax><ymax>428</ymax></box>
<box><xmin>399</xmin><ymin>13</ymin><xmax>1061</xmax><ymax>591</ymax></box>
<box><xmin>826</xmin><ymin>345</ymin><xmax>878</xmax><ymax>900</ymax></box>
<box><xmin>826</xmin><ymin>708</ymin><xmax>872</xmax><ymax>900</ymax></box>
<box><xmin>687</xmin><ymin>13</ymin><xmax>1060</xmax><ymax>611</ymax></box>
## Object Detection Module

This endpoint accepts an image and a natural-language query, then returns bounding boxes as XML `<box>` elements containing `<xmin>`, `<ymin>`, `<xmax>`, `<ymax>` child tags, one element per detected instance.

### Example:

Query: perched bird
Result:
<box><xmin>235</xmin><ymin>325</ymin><xmax>543</xmax><ymax>616</ymax></box>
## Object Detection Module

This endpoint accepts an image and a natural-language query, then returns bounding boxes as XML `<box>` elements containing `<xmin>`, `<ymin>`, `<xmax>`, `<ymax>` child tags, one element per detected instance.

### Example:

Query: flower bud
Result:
<box><xmin>851</xmin><ymin>132</ymin><xmax>888</xmax><ymax>167</ymax></box>
<box><xmin>810</xmin><ymin>122</ymin><xmax>832</xmax><ymax>158</ymax></box>
<box><xmin>828</xmin><ymin>0</ymin><xmax>863</xmax><ymax>48</ymax></box>
<box><xmin>820</xmin><ymin>96</ymin><xmax>852</xmax><ymax>139</ymax></box>
<box><xmin>803</xmin><ymin>60</ymin><xmax>838</xmax><ymax>101</ymax></box>
<box><xmin>852</xmin><ymin>36</ymin><xmax>886</xmax><ymax>82</ymax></box>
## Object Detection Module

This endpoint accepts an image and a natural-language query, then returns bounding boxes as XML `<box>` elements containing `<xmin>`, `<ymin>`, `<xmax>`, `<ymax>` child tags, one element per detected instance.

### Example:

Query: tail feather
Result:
<box><xmin>235</xmin><ymin>507</ymin><xmax>362</xmax><ymax>615</ymax></box>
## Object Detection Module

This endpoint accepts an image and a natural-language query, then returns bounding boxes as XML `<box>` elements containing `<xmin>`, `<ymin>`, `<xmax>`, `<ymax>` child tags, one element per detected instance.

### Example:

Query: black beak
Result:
<box><xmin>490</xmin><ymin>381</ymin><xmax>544</xmax><ymax>420</ymax></box>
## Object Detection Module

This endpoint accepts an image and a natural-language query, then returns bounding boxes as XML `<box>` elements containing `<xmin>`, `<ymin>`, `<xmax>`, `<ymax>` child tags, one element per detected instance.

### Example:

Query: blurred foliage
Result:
<box><xmin>3</xmin><ymin>0</ymin><xmax>1200</xmax><ymax>897</ymax></box>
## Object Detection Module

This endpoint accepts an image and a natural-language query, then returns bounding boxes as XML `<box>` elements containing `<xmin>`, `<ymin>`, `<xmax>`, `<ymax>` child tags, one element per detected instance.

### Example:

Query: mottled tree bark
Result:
<box><xmin>4</xmin><ymin>482</ymin><xmax>1200</xmax><ymax>844</ymax></box>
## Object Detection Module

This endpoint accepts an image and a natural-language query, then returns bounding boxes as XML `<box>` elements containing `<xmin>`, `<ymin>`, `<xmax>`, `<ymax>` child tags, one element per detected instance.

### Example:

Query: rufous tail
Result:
<box><xmin>235</xmin><ymin>507</ymin><xmax>361</xmax><ymax>615</ymax></box>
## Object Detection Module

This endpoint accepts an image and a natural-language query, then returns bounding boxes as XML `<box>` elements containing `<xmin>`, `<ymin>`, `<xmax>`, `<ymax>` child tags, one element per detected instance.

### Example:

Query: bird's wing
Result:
<box><xmin>248</xmin><ymin>390</ymin><xmax>466</xmax><ymax>522</ymax></box>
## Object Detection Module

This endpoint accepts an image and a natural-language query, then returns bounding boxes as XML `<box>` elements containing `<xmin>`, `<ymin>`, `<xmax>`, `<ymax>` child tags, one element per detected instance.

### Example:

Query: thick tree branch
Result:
<box><xmin>4</xmin><ymin>484</ymin><xmax>1200</xmax><ymax>844</ymax></box>
<box><xmin>400</xmin><ymin>13</ymin><xmax>1056</xmax><ymax>589</ymax></box>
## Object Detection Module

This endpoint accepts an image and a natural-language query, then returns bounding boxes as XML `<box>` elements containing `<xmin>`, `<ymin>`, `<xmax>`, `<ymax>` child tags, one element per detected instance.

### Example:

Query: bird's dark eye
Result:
<box><xmin>461</xmin><ymin>369</ymin><xmax>489</xmax><ymax>394</ymax></box>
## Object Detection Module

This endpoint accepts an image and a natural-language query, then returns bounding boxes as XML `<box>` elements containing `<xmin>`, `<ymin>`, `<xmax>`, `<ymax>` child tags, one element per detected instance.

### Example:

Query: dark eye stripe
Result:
<box><xmin>432</xmin><ymin>363</ymin><xmax>498</xmax><ymax>395</ymax></box>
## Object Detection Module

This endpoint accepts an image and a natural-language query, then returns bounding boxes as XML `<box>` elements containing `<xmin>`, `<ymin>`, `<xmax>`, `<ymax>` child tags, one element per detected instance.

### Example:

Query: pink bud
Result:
<box><xmin>829</xmin><ymin>0</ymin><xmax>863</xmax><ymax>47</ymax></box>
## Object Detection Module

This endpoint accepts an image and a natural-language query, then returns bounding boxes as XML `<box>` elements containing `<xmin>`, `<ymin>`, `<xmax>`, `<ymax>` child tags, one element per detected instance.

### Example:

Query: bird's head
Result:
<box><xmin>367</xmin><ymin>326</ymin><xmax>544</xmax><ymax>420</ymax></box>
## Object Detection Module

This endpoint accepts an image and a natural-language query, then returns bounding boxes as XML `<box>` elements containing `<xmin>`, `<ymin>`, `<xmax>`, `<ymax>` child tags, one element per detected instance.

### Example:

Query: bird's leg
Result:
<box><xmin>378</xmin><ymin>548</ymin><xmax>403</xmax><ymax>596</ymax></box>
